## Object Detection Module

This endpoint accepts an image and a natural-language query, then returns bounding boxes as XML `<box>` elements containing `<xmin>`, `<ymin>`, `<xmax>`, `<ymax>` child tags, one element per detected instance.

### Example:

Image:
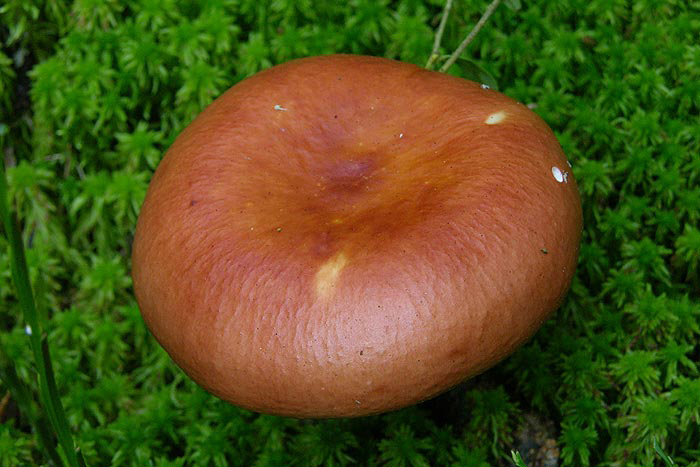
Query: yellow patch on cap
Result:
<box><xmin>315</xmin><ymin>252</ymin><xmax>348</xmax><ymax>299</ymax></box>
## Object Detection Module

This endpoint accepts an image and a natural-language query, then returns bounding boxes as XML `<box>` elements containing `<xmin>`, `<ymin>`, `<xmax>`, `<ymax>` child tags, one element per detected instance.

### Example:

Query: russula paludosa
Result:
<box><xmin>131</xmin><ymin>55</ymin><xmax>582</xmax><ymax>417</ymax></box>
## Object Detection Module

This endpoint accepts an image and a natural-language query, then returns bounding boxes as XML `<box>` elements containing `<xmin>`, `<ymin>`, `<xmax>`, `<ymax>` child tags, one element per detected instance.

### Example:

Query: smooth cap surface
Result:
<box><xmin>131</xmin><ymin>55</ymin><xmax>582</xmax><ymax>417</ymax></box>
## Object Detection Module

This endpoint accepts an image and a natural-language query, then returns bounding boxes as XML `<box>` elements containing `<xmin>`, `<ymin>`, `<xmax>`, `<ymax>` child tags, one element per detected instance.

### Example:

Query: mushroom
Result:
<box><xmin>131</xmin><ymin>55</ymin><xmax>582</xmax><ymax>417</ymax></box>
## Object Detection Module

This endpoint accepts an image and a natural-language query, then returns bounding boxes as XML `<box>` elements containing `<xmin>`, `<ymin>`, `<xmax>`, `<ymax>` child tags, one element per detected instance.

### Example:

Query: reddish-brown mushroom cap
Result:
<box><xmin>131</xmin><ymin>54</ymin><xmax>582</xmax><ymax>418</ymax></box>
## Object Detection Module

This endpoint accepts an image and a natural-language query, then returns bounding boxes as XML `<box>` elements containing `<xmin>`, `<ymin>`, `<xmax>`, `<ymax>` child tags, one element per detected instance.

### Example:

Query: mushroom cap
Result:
<box><xmin>131</xmin><ymin>55</ymin><xmax>582</xmax><ymax>418</ymax></box>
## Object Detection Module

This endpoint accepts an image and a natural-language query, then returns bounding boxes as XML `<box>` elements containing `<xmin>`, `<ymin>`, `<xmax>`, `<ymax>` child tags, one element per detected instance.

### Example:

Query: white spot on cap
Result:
<box><xmin>552</xmin><ymin>166</ymin><xmax>567</xmax><ymax>183</ymax></box>
<box><xmin>485</xmin><ymin>111</ymin><xmax>506</xmax><ymax>125</ymax></box>
<box><xmin>480</xmin><ymin>83</ymin><xmax>490</xmax><ymax>90</ymax></box>
<box><xmin>273</xmin><ymin>104</ymin><xmax>288</xmax><ymax>111</ymax></box>
<box><xmin>399</xmin><ymin>133</ymin><xmax>404</xmax><ymax>138</ymax></box>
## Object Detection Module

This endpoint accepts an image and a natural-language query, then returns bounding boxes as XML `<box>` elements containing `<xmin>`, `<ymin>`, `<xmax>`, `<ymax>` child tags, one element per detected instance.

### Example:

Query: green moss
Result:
<box><xmin>1</xmin><ymin>0</ymin><xmax>699</xmax><ymax>465</ymax></box>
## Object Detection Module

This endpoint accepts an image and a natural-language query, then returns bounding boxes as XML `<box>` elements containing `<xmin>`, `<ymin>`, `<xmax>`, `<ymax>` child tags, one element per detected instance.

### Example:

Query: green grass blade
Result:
<box><xmin>41</xmin><ymin>336</ymin><xmax>87</xmax><ymax>466</ymax></box>
<box><xmin>0</xmin><ymin>161</ymin><xmax>86</xmax><ymax>467</ymax></box>
<box><xmin>0</xmin><ymin>341</ymin><xmax>64</xmax><ymax>466</ymax></box>
<box><xmin>0</xmin><ymin>173</ymin><xmax>39</xmax><ymax>337</ymax></box>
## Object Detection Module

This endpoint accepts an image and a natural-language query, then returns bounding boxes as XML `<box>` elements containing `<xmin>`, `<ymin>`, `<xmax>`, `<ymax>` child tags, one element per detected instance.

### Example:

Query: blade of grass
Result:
<box><xmin>40</xmin><ymin>336</ymin><xmax>88</xmax><ymax>466</ymax></box>
<box><xmin>0</xmin><ymin>341</ymin><xmax>64</xmax><ymax>466</ymax></box>
<box><xmin>439</xmin><ymin>0</ymin><xmax>503</xmax><ymax>73</ymax></box>
<box><xmin>0</xmin><ymin>159</ymin><xmax>87</xmax><ymax>467</ymax></box>
<box><xmin>425</xmin><ymin>0</ymin><xmax>454</xmax><ymax>70</ymax></box>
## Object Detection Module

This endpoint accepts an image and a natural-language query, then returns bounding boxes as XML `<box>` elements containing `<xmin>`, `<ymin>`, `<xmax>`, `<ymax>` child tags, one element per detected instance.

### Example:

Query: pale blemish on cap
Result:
<box><xmin>552</xmin><ymin>166</ymin><xmax>569</xmax><ymax>183</ymax></box>
<box><xmin>399</xmin><ymin>133</ymin><xmax>404</xmax><ymax>138</ymax></box>
<box><xmin>480</xmin><ymin>83</ymin><xmax>490</xmax><ymax>90</ymax></box>
<box><xmin>273</xmin><ymin>104</ymin><xmax>288</xmax><ymax>111</ymax></box>
<box><xmin>485</xmin><ymin>111</ymin><xmax>506</xmax><ymax>125</ymax></box>
<box><xmin>315</xmin><ymin>252</ymin><xmax>348</xmax><ymax>299</ymax></box>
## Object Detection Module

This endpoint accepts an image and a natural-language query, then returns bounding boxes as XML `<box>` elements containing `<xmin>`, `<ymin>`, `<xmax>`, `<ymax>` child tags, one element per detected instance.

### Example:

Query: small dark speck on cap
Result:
<box><xmin>541</xmin><ymin>248</ymin><xmax>549</xmax><ymax>254</ymax></box>
<box><xmin>189</xmin><ymin>200</ymin><xmax>198</xmax><ymax>206</ymax></box>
